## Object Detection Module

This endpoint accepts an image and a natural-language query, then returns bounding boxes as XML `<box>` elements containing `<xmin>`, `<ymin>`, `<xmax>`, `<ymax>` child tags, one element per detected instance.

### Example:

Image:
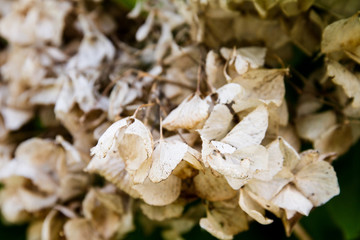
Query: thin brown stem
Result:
<box><xmin>293</xmin><ymin>223</ymin><xmax>312</xmax><ymax>240</ymax></box>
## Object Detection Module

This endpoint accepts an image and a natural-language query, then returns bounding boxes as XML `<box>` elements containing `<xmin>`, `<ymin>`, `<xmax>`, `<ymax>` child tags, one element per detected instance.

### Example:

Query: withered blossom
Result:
<box><xmin>0</xmin><ymin>0</ymin><xmax>353</xmax><ymax>239</ymax></box>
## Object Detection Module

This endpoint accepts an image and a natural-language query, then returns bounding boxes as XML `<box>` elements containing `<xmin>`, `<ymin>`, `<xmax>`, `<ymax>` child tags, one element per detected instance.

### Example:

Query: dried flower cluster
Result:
<box><xmin>0</xmin><ymin>0</ymin><xmax>359</xmax><ymax>239</ymax></box>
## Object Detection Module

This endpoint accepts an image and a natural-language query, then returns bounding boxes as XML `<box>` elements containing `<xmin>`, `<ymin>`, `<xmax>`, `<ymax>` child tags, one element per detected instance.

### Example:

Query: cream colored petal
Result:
<box><xmin>224</xmin><ymin>176</ymin><xmax>248</xmax><ymax>190</ymax></box>
<box><xmin>18</xmin><ymin>188</ymin><xmax>57</xmax><ymax>212</ymax></box>
<box><xmin>15</xmin><ymin>138</ymin><xmax>62</xmax><ymax>170</ymax></box>
<box><xmin>245</xmin><ymin>187</ymin><xmax>282</xmax><ymax>218</ymax></box>
<box><xmin>90</xmin><ymin>118</ymin><xmax>128</xmax><ymax>157</ymax></box>
<box><xmin>1</xmin><ymin>190</ymin><xmax>29</xmax><ymax>223</ymax></box>
<box><xmin>207</xmin><ymin>144</ymin><xmax>268</xmax><ymax>182</ymax></box>
<box><xmin>321</xmin><ymin>13</ymin><xmax>360</xmax><ymax>56</ymax></box>
<box><xmin>198</xmin><ymin>104</ymin><xmax>233</xmax><ymax>141</ymax></box>
<box><xmin>327</xmin><ymin>61</ymin><xmax>360</xmax><ymax>108</ymax></box>
<box><xmin>1</xmin><ymin>107</ymin><xmax>33</xmax><ymax>131</ymax></box>
<box><xmin>58</xmin><ymin>173</ymin><xmax>89</xmax><ymax>201</ymax></box>
<box><xmin>64</xmin><ymin>218</ymin><xmax>101</xmax><ymax>240</ymax></box>
<box><xmin>108</xmin><ymin>81</ymin><xmax>138</xmax><ymax>120</ymax></box>
<box><xmin>183</xmin><ymin>146</ymin><xmax>203</xmax><ymax>170</ymax></box>
<box><xmin>239</xmin><ymin>188</ymin><xmax>273</xmax><ymax>225</ymax></box>
<box><xmin>211</xmin><ymin>141</ymin><xmax>236</xmax><ymax>154</ymax></box>
<box><xmin>205</xmin><ymin>51</ymin><xmax>227</xmax><ymax>88</ymax></box>
<box><xmin>136</xmin><ymin>10</ymin><xmax>155</xmax><ymax>41</ymax></box>
<box><xmin>232</xmin><ymin>69</ymin><xmax>287</xmax><ymax>107</ymax></box>
<box><xmin>41</xmin><ymin>210</ymin><xmax>66</xmax><ymax>240</ymax></box>
<box><xmin>200</xmin><ymin>201</ymin><xmax>248</xmax><ymax>240</ymax></box>
<box><xmin>234</xmin><ymin>55</ymin><xmax>250</xmax><ymax>75</ymax></box>
<box><xmin>140</xmin><ymin>201</ymin><xmax>184</xmax><ymax>221</ymax></box>
<box><xmin>119</xmin><ymin>119</ymin><xmax>154</xmax><ymax>171</ymax></box>
<box><xmin>216</xmin><ymin>83</ymin><xmax>245</xmax><ymax>105</ymax></box>
<box><xmin>82</xmin><ymin>188</ymin><xmax>125</xmax><ymax>239</ymax></box>
<box><xmin>56</xmin><ymin>136</ymin><xmax>90</xmax><ymax>170</ymax></box>
<box><xmin>132</xmin><ymin>175</ymin><xmax>181</xmax><ymax>206</ymax></box>
<box><xmin>221</xmin><ymin>105</ymin><xmax>268</xmax><ymax>149</ymax></box>
<box><xmin>295</xmin><ymin>111</ymin><xmax>337</xmax><ymax>142</ymax></box>
<box><xmin>149</xmin><ymin>140</ymin><xmax>188</xmax><ymax>183</ymax></box>
<box><xmin>88</xmin><ymin>117</ymin><xmax>153</xmax><ymax>181</ymax></box>
<box><xmin>278</xmin><ymin>125</ymin><xmax>301</xmax><ymax>152</ymax></box>
<box><xmin>127</xmin><ymin>0</ymin><xmax>142</xmax><ymax>18</ymax></box>
<box><xmin>163</xmin><ymin>93</ymin><xmax>210</xmax><ymax>131</ymax></box>
<box><xmin>237</xmin><ymin>47</ymin><xmax>267</xmax><ymax>69</ymax></box>
<box><xmin>255</xmin><ymin>138</ymin><xmax>284</xmax><ymax>181</ymax></box>
<box><xmin>67</xmin><ymin>16</ymin><xmax>115</xmax><ymax>70</ymax></box>
<box><xmin>267</xmin><ymin>101</ymin><xmax>289</xmax><ymax>130</ymax></box>
<box><xmin>314</xmin><ymin>123</ymin><xmax>352</xmax><ymax>155</ymax></box>
<box><xmin>133</xmin><ymin>156</ymin><xmax>152</xmax><ymax>184</ymax></box>
<box><xmin>295</xmin><ymin>161</ymin><xmax>339</xmax><ymax>206</ymax></box>
<box><xmin>193</xmin><ymin>168</ymin><xmax>237</xmax><ymax>201</ymax></box>
<box><xmin>247</xmin><ymin>170</ymin><xmax>293</xmax><ymax>201</ymax></box>
<box><xmin>199</xmin><ymin>218</ymin><xmax>233</xmax><ymax>240</ymax></box>
<box><xmin>293</xmin><ymin>150</ymin><xmax>320</xmax><ymax>174</ymax></box>
<box><xmin>86</xmin><ymin>145</ymin><xmax>127</xmax><ymax>187</ymax></box>
<box><xmin>172</xmin><ymin>160</ymin><xmax>199</xmax><ymax>179</ymax></box>
<box><xmin>279</xmin><ymin>137</ymin><xmax>300</xmax><ymax>170</ymax></box>
<box><xmin>0</xmin><ymin>161</ymin><xmax>58</xmax><ymax>194</ymax></box>
<box><xmin>271</xmin><ymin>185</ymin><xmax>313</xmax><ymax>217</ymax></box>
<box><xmin>215</xmin><ymin>84</ymin><xmax>261</xmax><ymax>114</ymax></box>
<box><xmin>27</xmin><ymin>220</ymin><xmax>43</xmax><ymax>240</ymax></box>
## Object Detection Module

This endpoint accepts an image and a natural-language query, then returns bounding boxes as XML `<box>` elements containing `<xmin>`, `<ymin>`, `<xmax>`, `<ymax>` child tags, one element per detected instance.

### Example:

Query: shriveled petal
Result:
<box><xmin>198</xmin><ymin>104</ymin><xmax>233</xmax><ymax>141</ymax></box>
<box><xmin>279</xmin><ymin>137</ymin><xmax>300</xmax><ymax>170</ymax></box>
<box><xmin>1</xmin><ymin>189</ymin><xmax>29</xmax><ymax>223</ymax></box>
<box><xmin>27</xmin><ymin>220</ymin><xmax>43</xmax><ymax>240</ymax></box>
<box><xmin>88</xmin><ymin>117</ymin><xmax>153</xmax><ymax>184</ymax></box>
<box><xmin>314</xmin><ymin>123</ymin><xmax>353</xmax><ymax>155</ymax></box>
<box><xmin>239</xmin><ymin>188</ymin><xmax>273</xmax><ymax>225</ymax></box>
<box><xmin>163</xmin><ymin>93</ymin><xmax>210</xmax><ymax>131</ymax></box>
<box><xmin>41</xmin><ymin>210</ymin><xmax>66</xmax><ymax>240</ymax></box>
<box><xmin>295</xmin><ymin>161</ymin><xmax>339</xmax><ymax>206</ymax></box>
<box><xmin>199</xmin><ymin>218</ymin><xmax>233</xmax><ymax>240</ymax></box>
<box><xmin>132</xmin><ymin>175</ymin><xmax>181</xmax><ymax>206</ymax></box>
<box><xmin>245</xmin><ymin>186</ymin><xmax>282</xmax><ymax>218</ymax></box>
<box><xmin>205</xmin><ymin>51</ymin><xmax>227</xmax><ymax>88</ymax></box>
<box><xmin>193</xmin><ymin>168</ymin><xmax>237</xmax><ymax>201</ymax></box>
<box><xmin>15</xmin><ymin>138</ymin><xmax>63</xmax><ymax>170</ymax></box>
<box><xmin>119</xmin><ymin>118</ymin><xmax>154</xmax><ymax>173</ymax></box>
<box><xmin>271</xmin><ymin>185</ymin><xmax>313</xmax><ymax>217</ymax></box>
<box><xmin>82</xmin><ymin>188</ymin><xmax>127</xmax><ymax>238</ymax></box>
<box><xmin>1</xmin><ymin>107</ymin><xmax>33</xmax><ymax>131</ymax></box>
<box><xmin>237</xmin><ymin>47</ymin><xmax>267</xmax><ymax>69</ymax></box>
<box><xmin>327</xmin><ymin>61</ymin><xmax>360</xmax><ymax>108</ymax></box>
<box><xmin>207</xmin><ymin>144</ymin><xmax>268</xmax><ymax>181</ymax></box>
<box><xmin>232</xmin><ymin>69</ymin><xmax>287</xmax><ymax>107</ymax></box>
<box><xmin>321</xmin><ymin>12</ymin><xmax>360</xmax><ymax>58</ymax></box>
<box><xmin>221</xmin><ymin>105</ymin><xmax>268</xmax><ymax>149</ymax></box>
<box><xmin>149</xmin><ymin>139</ymin><xmax>188</xmax><ymax>183</ymax></box>
<box><xmin>255</xmin><ymin>138</ymin><xmax>284</xmax><ymax>181</ymax></box>
<box><xmin>140</xmin><ymin>201</ymin><xmax>184</xmax><ymax>221</ymax></box>
<box><xmin>67</xmin><ymin>16</ymin><xmax>115</xmax><ymax>70</ymax></box>
<box><xmin>0</xmin><ymin>161</ymin><xmax>58</xmax><ymax>193</ymax></box>
<box><xmin>64</xmin><ymin>218</ymin><xmax>101</xmax><ymax>240</ymax></box>
<box><xmin>58</xmin><ymin>173</ymin><xmax>90</xmax><ymax>201</ymax></box>
<box><xmin>18</xmin><ymin>188</ymin><xmax>57</xmax><ymax>212</ymax></box>
<box><xmin>296</xmin><ymin>111</ymin><xmax>337</xmax><ymax>142</ymax></box>
<box><xmin>200</xmin><ymin>200</ymin><xmax>248</xmax><ymax>240</ymax></box>
<box><xmin>136</xmin><ymin>10</ymin><xmax>155</xmax><ymax>41</ymax></box>
<box><xmin>247</xmin><ymin>169</ymin><xmax>294</xmax><ymax>201</ymax></box>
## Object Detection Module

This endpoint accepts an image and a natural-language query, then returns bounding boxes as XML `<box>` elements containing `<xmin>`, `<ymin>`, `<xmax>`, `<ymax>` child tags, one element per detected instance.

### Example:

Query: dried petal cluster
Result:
<box><xmin>0</xmin><ymin>0</ymin><xmax>357</xmax><ymax>239</ymax></box>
